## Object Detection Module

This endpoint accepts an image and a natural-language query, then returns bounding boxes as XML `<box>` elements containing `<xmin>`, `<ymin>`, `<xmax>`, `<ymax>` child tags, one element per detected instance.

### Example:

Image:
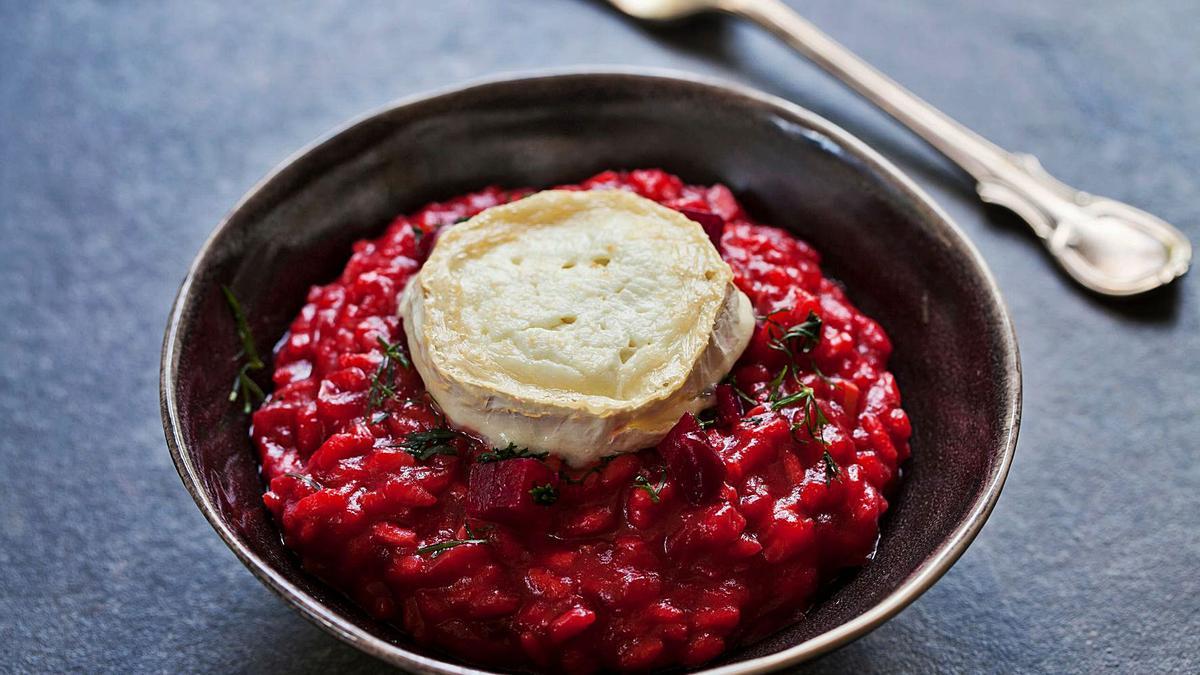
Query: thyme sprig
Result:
<box><xmin>771</xmin><ymin>384</ymin><xmax>831</xmax><ymax>446</ymax></box>
<box><xmin>366</xmin><ymin>336</ymin><xmax>410</xmax><ymax>419</ymax></box>
<box><xmin>416</xmin><ymin>523</ymin><xmax>490</xmax><ymax>557</ymax></box>
<box><xmin>770</xmin><ymin>388</ymin><xmax>812</xmax><ymax>410</ymax></box>
<box><xmin>760</xmin><ymin>310</ymin><xmax>823</xmax><ymax>362</ymax></box>
<box><xmin>632</xmin><ymin>470</ymin><xmax>667</xmax><ymax>504</ymax></box>
<box><xmin>798</xmin><ymin>392</ymin><xmax>831</xmax><ymax>443</ymax></box>
<box><xmin>477</xmin><ymin>442</ymin><xmax>549</xmax><ymax>463</ymax></box>
<box><xmin>395</xmin><ymin>428</ymin><xmax>462</xmax><ymax>461</ymax></box>
<box><xmin>221</xmin><ymin>286</ymin><xmax>266</xmax><ymax>414</ymax></box>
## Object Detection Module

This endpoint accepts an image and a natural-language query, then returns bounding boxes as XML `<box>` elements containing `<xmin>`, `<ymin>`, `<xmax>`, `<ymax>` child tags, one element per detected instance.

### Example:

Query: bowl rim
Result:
<box><xmin>160</xmin><ymin>66</ymin><xmax>1021</xmax><ymax>674</ymax></box>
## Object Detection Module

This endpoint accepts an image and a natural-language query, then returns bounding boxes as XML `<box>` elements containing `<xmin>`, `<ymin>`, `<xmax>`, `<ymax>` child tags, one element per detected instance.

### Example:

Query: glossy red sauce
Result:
<box><xmin>253</xmin><ymin>169</ymin><xmax>911</xmax><ymax>672</ymax></box>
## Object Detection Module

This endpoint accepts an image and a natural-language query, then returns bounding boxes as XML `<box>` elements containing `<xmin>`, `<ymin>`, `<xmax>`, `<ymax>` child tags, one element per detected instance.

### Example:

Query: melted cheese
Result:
<box><xmin>400</xmin><ymin>189</ymin><xmax>754</xmax><ymax>466</ymax></box>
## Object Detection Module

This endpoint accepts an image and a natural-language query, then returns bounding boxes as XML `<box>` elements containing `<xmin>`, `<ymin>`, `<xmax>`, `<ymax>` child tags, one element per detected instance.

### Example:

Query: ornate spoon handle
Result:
<box><xmin>729</xmin><ymin>0</ymin><xmax>1191</xmax><ymax>296</ymax></box>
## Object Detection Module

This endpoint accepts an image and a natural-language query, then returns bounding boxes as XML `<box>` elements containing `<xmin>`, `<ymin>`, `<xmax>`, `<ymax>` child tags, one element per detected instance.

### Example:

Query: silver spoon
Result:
<box><xmin>608</xmin><ymin>0</ymin><xmax>1191</xmax><ymax>296</ymax></box>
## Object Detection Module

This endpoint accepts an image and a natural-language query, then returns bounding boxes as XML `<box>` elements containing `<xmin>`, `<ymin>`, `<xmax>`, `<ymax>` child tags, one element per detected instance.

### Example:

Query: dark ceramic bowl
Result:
<box><xmin>161</xmin><ymin>69</ymin><xmax>1020</xmax><ymax>673</ymax></box>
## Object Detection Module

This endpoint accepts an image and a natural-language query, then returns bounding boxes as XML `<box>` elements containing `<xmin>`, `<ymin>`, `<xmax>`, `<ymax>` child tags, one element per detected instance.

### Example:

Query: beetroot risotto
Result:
<box><xmin>249</xmin><ymin>169</ymin><xmax>912</xmax><ymax>672</ymax></box>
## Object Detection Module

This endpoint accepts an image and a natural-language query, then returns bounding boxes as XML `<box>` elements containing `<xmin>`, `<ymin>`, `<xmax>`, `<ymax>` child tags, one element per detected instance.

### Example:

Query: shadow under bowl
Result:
<box><xmin>161</xmin><ymin>69</ymin><xmax>1020</xmax><ymax>674</ymax></box>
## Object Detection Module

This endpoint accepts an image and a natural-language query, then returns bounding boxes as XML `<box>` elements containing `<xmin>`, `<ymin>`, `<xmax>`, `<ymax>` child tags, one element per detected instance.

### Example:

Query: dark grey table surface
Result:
<box><xmin>2</xmin><ymin>1</ymin><xmax>1197</xmax><ymax>673</ymax></box>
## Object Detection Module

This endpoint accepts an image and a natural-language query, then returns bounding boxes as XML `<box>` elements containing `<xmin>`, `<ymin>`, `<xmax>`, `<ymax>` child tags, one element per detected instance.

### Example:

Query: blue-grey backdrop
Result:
<box><xmin>1</xmin><ymin>1</ymin><xmax>1196</xmax><ymax>672</ymax></box>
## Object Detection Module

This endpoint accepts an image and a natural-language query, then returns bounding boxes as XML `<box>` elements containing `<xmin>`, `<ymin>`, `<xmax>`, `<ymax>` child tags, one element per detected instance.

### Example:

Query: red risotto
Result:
<box><xmin>253</xmin><ymin>169</ymin><xmax>911</xmax><ymax>672</ymax></box>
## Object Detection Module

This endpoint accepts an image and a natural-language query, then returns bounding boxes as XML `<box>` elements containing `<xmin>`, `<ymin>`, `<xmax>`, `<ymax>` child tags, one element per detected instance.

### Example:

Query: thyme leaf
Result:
<box><xmin>396</xmin><ymin>428</ymin><xmax>462</xmax><ymax>461</ymax></box>
<box><xmin>416</xmin><ymin>523</ymin><xmax>489</xmax><ymax>557</ymax></box>
<box><xmin>477</xmin><ymin>442</ymin><xmax>548</xmax><ymax>463</ymax></box>
<box><xmin>529</xmin><ymin>483</ymin><xmax>559</xmax><ymax>505</ymax></box>
<box><xmin>760</xmin><ymin>310</ymin><xmax>823</xmax><ymax>361</ymax></box>
<box><xmin>221</xmin><ymin>285</ymin><xmax>265</xmax><ymax>414</ymax></box>
<box><xmin>767</xmin><ymin>364</ymin><xmax>790</xmax><ymax>403</ymax></box>
<box><xmin>771</xmin><ymin>389</ymin><xmax>812</xmax><ymax>410</ymax></box>
<box><xmin>366</xmin><ymin>336</ymin><xmax>410</xmax><ymax>418</ymax></box>
<box><xmin>722</xmin><ymin>373</ymin><xmax>758</xmax><ymax>406</ymax></box>
<box><xmin>230</xmin><ymin>368</ymin><xmax>266</xmax><ymax>414</ymax></box>
<box><xmin>778</xmin><ymin>387</ymin><xmax>830</xmax><ymax>445</ymax></box>
<box><xmin>822</xmin><ymin>450</ymin><xmax>842</xmax><ymax>485</ymax></box>
<box><xmin>632</xmin><ymin>471</ymin><xmax>666</xmax><ymax>504</ymax></box>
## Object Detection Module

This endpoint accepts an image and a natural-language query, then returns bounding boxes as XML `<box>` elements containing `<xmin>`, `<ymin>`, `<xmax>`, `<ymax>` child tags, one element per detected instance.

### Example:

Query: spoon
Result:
<box><xmin>608</xmin><ymin>0</ymin><xmax>1192</xmax><ymax>296</ymax></box>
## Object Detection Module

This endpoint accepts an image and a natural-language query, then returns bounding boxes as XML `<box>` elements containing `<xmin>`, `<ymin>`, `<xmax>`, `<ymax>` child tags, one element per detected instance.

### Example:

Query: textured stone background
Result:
<box><xmin>1</xmin><ymin>1</ymin><xmax>1197</xmax><ymax>672</ymax></box>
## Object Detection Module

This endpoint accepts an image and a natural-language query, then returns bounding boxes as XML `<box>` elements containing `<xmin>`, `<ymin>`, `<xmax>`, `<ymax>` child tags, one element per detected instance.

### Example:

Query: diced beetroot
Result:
<box><xmin>254</xmin><ymin>170</ymin><xmax>914</xmax><ymax>672</ymax></box>
<box><xmin>467</xmin><ymin>458</ymin><xmax>559</xmax><ymax>526</ymax></box>
<box><xmin>658</xmin><ymin>414</ymin><xmax>727</xmax><ymax>505</ymax></box>
<box><xmin>678</xmin><ymin>208</ymin><xmax>725</xmax><ymax>249</ymax></box>
<box><xmin>547</xmin><ymin>606</ymin><xmax>597</xmax><ymax>645</ymax></box>
<box><xmin>714</xmin><ymin>384</ymin><xmax>743</xmax><ymax>428</ymax></box>
<box><xmin>707</xmin><ymin>183</ymin><xmax>741</xmax><ymax>221</ymax></box>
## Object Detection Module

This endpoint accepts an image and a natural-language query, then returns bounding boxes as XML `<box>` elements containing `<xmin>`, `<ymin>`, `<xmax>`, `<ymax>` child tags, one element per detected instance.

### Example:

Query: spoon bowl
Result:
<box><xmin>1053</xmin><ymin>199</ymin><xmax>1192</xmax><ymax>296</ymax></box>
<box><xmin>606</xmin><ymin>0</ymin><xmax>727</xmax><ymax>22</ymax></box>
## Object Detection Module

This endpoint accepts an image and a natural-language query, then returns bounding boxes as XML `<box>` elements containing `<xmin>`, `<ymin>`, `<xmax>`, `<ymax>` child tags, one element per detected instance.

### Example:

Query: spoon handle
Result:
<box><xmin>726</xmin><ymin>0</ymin><xmax>1191</xmax><ymax>296</ymax></box>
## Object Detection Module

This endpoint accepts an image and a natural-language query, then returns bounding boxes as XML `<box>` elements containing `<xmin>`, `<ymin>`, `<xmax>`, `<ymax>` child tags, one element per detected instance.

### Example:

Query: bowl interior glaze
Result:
<box><xmin>161</xmin><ymin>70</ymin><xmax>1019</xmax><ymax>674</ymax></box>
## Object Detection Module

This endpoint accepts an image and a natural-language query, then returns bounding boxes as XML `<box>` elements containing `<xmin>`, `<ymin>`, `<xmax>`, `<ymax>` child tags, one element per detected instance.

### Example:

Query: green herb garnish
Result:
<box><xmin>770</xmin><ymin>389</ymin><xmax>810</xmax><ymax>410</ymax></box>
<box><xmin>221</xmin><ymin>285</ymin><xmax>266</xmax><ymax>414</ymax></box>
<box><xmin>397</xmin><ymin>428</ymin><xmax>461</xmax><ymax>461</ymax></box>
<box><xmin>775</xmin><ymin>387</ymin><xmax>830</xmax><ymax>444</ymax></box>
<box><xmin>366</xmin><ymin>336</ymin><xmax>410</xmax><ymax>419</ymax></box>
<box><xmin>477</xmin><ymin>442</ymin><xmax>549</xmax><ymax>463</ymax></box>
<box><xmin>821</xmin><ymin>449</ymin><xmax>841</xmax><ymax>485</ymax></box>
<box><xmin>529</xmin><ymin>483</ymin><xmax>559</xmax><ymax>505</ymax></box>
<box><xmin>632</xmin><ymin>471</ymin><xmax>666</xmax><ymax>503</ymax></box>
<box><xmin>767</xmin><ymin>364</ymin><xmax>790</xmax><ymax>402</ymax></box>
<box><xmin>416</xmin><ymin>523</ymin><xmax>489</xmax><ymax>557</ymax></box>
<box><xmin>722</xmin><ymin>373</ymin><xmax>759</xmax><ymax>406</ymax></box>
<box><xmin>760</xmin><ymin>310</ymin><xmax>823</xmax><ymax>361</ymax></box>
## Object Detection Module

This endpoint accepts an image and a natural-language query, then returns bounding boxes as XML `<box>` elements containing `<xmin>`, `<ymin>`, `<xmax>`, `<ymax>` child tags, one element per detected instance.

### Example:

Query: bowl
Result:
<box><xmin>160</xmin><ymin>69</ymin><xmax>1020</xmax><ymax>673</ymax></box>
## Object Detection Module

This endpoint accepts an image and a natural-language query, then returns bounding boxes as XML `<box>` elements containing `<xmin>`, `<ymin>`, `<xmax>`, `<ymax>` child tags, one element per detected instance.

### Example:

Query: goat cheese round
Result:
<box><xmin>399</xmin><ymin>189</ymin><xmax>754</xmax><ymax>466</ymax></box>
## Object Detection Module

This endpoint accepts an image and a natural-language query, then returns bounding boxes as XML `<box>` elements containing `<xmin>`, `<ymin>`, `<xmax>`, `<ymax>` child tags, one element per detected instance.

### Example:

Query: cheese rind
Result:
<box><xmin>400</xmin><ymin>189</ymin><xmax>754</xmax><ymax>466</ymax></box>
